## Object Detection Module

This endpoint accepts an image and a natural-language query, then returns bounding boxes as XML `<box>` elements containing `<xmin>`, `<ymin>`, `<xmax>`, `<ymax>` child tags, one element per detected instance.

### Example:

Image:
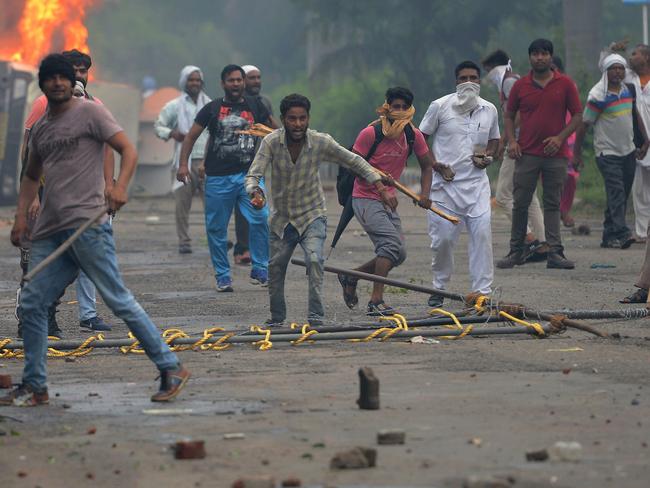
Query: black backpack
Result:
<box><xmin>336</xmin><ymin>123</ymin><xmax>416</xmax><ymax>206</ymax></box>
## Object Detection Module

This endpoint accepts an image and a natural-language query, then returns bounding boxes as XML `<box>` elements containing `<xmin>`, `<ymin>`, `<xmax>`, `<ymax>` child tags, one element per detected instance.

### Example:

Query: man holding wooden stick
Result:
<box><xmin>347</xmin><ymin>86</ymin><xmax>455</xmax><ymax>316</ymax></box>
<box><xmin>2</xmin><ymin>55</ymin><xmax>189</xmax><ymax>407</ymax></box>
<box><xmin>419</xmin><ymin>61</ymin><xmax>500</xmax><ymax>308</ymax></box>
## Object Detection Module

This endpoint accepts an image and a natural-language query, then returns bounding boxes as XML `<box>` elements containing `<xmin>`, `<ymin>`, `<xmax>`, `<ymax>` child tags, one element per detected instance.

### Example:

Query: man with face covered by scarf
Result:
<box><xmin>344</xmin><ymin>87</ymin><xmax>454</xmax><ymax>316</ymax></box>
<box><xmin>155</xmin><ymin>66</ymin><xmax>211</xmax><ymax>254</ymax></box>
<box><xmin>419</xmin><ymin>61</ymin><xmax>500</xmax><ymax>308</ymax></box>
<box><xmin>574</xmin><ymin>54</ymin><xmax>648</xmax><ymax>249</ymax></box>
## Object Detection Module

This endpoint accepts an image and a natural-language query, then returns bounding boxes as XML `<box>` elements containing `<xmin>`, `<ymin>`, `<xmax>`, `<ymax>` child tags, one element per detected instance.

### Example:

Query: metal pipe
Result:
<box><xmin>291</xmin><ymin>258</ymin><xmax>607</xmax><ymax>337</ymax></box>
<box><xmin>538</xmin><ymin>308</ymin><xmax>650</xmax><ymax>320</ymax></box>
<box><xmin>291</xmin><ymin>258</ymin><xmax>467</xmax><ymax>303</ymax></box>
<box><xmin>1</xmin><ymin>324</ymin><xmax>551</xmax><ymax>351</ymax></box>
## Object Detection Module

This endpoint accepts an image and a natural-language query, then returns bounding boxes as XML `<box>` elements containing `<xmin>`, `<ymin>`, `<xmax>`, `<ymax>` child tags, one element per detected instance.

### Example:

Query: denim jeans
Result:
<box><xmin>76</xmin><ymin>271</ymin><xmax>98</xmax><ymax>321</ymax></box>
<box><xmin>204</xmin><ymin>173</ymin><xmax>269</xmax><ymax>281</ymax></box>
<box><xmin>19</xmin><ymin>222</ymin><xmax>179</xmax><ymax>390</ymax></box>
<box><xmin>268</xmin><ymin>217</ymin><xmax>327</xmax><ymax>323</ymax></box>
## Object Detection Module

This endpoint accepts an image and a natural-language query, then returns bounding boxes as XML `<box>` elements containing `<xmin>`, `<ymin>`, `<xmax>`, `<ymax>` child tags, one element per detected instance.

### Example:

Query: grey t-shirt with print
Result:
<box><xmin>29</xmin><ymin>97</ymin><xmax>122</xmax><ymax>239</ymax></box>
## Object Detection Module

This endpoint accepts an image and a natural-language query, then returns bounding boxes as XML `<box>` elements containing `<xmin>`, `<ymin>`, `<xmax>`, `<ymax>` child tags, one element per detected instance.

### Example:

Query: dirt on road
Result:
<box><xmin>0</xmin><ymin>194</ymin><xmax>648</xmax><ymax>488</ymax></box>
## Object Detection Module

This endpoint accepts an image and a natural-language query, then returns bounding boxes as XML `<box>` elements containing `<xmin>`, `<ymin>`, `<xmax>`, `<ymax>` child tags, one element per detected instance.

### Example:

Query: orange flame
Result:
<box><xmin>0</xmin><ymin>0</ymin><xmax>96</xmax><ymax>66</ymax></box>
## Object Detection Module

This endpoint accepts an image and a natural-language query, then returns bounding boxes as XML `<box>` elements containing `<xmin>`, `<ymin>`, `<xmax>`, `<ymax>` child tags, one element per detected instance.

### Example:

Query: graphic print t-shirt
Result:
<box><xmin>194</xmin><ymin>97</ymin><xmax>269</xmax><ymax>176</ymax></box>
<box><xmin>29</xmin><ymin>98</ymin><xmax>122</xmax><ymax>239</ymax></box>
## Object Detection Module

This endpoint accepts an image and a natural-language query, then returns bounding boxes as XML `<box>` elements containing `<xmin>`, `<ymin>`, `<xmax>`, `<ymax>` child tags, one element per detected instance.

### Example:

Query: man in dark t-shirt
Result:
<box><xmin>179</xmin><ymin>64</ymin><xmax>274</xmax><ymax>292</ymax></box>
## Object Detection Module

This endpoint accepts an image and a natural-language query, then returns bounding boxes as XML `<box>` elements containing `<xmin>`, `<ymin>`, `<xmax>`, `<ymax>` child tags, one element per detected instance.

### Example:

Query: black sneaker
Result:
<box><xmin>178</xmin><ymin>244</ymin><xmax>193</xmax><ymax>254</ymax></box>
<box><xmin>428</xmin><ymin>294</ymin><xmax>444</xmax><ymax>308</ymax></box>
<box><xmin>264</xmin><ymin>318</ymin><xmax>284</xmax><ymax>327</ymax></box>
<box><xmin>523</xmin><ymin>240</ymin><xmax>549</xmax><ymax>263</ymax></box>
<box><xmin>547</xmin><ymin>252</ymin><xmax>575</xmax><ymax>269</ymax></box>
<box><xmin>366</xmin><ymin>301</ymin><xmax>397</xmax><ymax>317</ymax></box>
<box><xmin>308</xmin><ymin>317</ymin><xmax>324</xmax><ymax>327</ymax></box>
<box><xmin>80</xmin><ymin>316</ymin><xmax>112</xmax><ymax>332</ymax></box>
<box><xmin>496</xmin><ymin>251</ymin><xmax>525</xmax><ymax>269</ymax></box>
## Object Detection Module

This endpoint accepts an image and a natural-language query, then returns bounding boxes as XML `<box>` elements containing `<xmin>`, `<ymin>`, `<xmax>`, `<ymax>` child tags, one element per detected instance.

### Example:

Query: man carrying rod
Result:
<box><xmin>2</xmin><ymin>55</ymin><xmax>189</xmax><ymax>407</ymax></box>
<box><xmin>245</xmin><ymin>93</ymin><xmax>392</xmax><ymax>326</ymax></box>
<box><xmin>344</xmin><ymin>86</ymin><xmax>454</xmax><ymax>316</ymax></box>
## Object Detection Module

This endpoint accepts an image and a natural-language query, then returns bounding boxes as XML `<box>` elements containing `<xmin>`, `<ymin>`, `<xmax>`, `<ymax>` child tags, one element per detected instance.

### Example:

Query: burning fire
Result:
<box><xmin>0</xmin><ymin>0</ymin><xmax>96</xmax><ymax>66</ymax></box>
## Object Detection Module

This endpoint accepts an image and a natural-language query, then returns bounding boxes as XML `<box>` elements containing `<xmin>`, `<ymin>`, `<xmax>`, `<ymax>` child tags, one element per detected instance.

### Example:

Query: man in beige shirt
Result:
<box><xmin>246</xmin><ymin>93</ymin><xmax>392</xmax><ymax>326</ymax></box>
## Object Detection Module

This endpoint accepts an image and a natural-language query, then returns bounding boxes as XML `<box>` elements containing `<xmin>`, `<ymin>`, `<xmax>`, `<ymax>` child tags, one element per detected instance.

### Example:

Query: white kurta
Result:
<box><xmin>419</xmin><ymin>94</ymin><xmax>500</xmax><ymax>294</ymax></box>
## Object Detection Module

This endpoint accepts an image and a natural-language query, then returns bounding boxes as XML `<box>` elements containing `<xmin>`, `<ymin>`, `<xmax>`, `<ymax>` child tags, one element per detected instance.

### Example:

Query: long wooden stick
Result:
<box><xmin>376</xmin><ymin>170</ymin><xmax>460</xmax><ymax>225</ymax></box>
<box><xmin>23</xmin><ymin>207</ymin><xmax>109</xmax><ymax>283</ymax></box>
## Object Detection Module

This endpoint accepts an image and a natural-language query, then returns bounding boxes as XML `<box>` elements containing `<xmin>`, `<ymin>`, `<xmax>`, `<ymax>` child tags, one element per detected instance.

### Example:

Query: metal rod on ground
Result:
<box><xmin>23</xmin><ymin>207</ymin><xmax>109</xmax><ymax>283</ymax></box>
<box><xmin>291</xmin><ymin>258</ymin><xmax>607</xmax><ymax>338</ymax></box>
<box><xmin>538</xmin><ymin>308</ymin><xmax>650</xmax><ymax>320</ymax></box>
<box><xmin>291</xmin><ymin>258</ymin><xmax>467</xmax><ymax>303</ymax></box>
<box><xmin>242</xmin><ymin>314</ymin><xmax>509</xmax><ymax>335</ymax></box>
<box><xmin>1</xmin><ymin>324</ymin><xmax>553</xmax><ymax>351</ymax></box>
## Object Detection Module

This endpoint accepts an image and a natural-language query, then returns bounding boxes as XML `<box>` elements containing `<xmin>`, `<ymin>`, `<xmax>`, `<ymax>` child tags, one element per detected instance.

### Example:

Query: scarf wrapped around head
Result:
<box><xmin>177</xmin><ymin>65</ymin><xmax>211</xmax><ymax>134</ymax></box>
<box><xmin>370</xmin><ymin>102</ymin><xmax>416</xmax><ymax>139</ymax></box>
<box><xmin>588</xmin><ymin>54</ymin><xmax>628</xmax><ymax>102</ymax></box>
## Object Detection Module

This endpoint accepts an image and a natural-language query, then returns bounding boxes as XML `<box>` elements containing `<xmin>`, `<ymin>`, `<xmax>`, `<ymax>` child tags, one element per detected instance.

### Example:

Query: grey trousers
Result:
<box><xmin>268</xmin><ymin>217</ymin><xmax>327</xmax><ymax>323</ymax></box>
<box><xmin>596</xmin><ymin>152</ymin><xmax>636</xmax><ymax>244</ymax></box>
<box><xmin>174</xmin><ymin>160</ymin><xmax>204</xmax><ymax>247</ymax></box>
<box><xmin>510</xmin><ymin>155</ymin><xmax>567</xmax><ymax>254</ymax></box>
<box><xmin>636</xmin><ymin>225</ymin><xmax>650</xmax><ymax>289</ymax></box>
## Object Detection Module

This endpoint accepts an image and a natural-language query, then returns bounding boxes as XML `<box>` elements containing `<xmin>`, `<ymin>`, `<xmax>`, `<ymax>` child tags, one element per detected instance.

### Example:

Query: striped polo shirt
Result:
<box><xmin>584</xmin><ymin>85</ymin><xmax>635</xmax><ymax>157</ymax></box>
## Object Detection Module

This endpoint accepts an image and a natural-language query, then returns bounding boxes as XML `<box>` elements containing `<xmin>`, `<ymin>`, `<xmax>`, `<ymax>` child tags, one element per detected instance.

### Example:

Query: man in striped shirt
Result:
<box><xmin>245</xmin><ymin>94</ymin><xmax>390</xmax><ymax>326</ymax></box>
<box><xmin>574</xmin><ymin>54</ymin><xmax>649</xmax><ymax>248</ymax></box>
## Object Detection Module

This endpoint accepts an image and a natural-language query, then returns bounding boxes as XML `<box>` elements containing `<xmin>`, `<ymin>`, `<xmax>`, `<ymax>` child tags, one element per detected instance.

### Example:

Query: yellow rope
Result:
<box><xmin>474</xmin><ymin>295</ymin><xmax>489</xmax><ymax>314</ymax></box>
<box><xmin>498</xmin><ymin>311</ymin><xmax>546</xmax><ymax>337</ymax></box>
<box><xmin>47</xmin><ymin>334</ymin><xmax>105</xmax><ymax>358</ymax></box>
<box><xmin>429</xmin><ymin>308</ymin><xmax>473</xmax><ymax>339</ymax></box>
<box><xmin>291</xmin><ymin>324</ymin><xmax>319</xmax><ymax>346</ymax></box>
<box><xmin>250</xmin><ymin>325</ymin><xmax>273</xmax><ymax>351</ymax></box>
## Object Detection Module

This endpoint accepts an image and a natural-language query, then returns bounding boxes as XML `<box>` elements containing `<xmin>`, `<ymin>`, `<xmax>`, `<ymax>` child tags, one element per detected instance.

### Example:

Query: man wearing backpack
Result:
<box><xmin>343</xmin><ymin>87</ymin><xmax>454</xmax><ymax>316</ymax></box>
<box><xmin>178</xmin><ymin>64</ymin><xmax>275</xmax><ymax>292</ymax></box>
<box><xmin>420</xmin><ymin>61</ymin><xmax>500</xmax><ymax>308</ymax></box>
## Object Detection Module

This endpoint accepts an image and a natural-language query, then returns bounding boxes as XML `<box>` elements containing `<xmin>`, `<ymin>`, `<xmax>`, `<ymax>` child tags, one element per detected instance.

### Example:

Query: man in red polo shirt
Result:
<box><xmin>496</xmin><ymin>39</ymin><xmax>582</xmax><ymax>270</ymax></box>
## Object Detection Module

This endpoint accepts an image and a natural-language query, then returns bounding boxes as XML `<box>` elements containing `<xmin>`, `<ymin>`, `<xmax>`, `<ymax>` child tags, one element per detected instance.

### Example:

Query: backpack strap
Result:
<box><xmin>404</xmin><ymin>124</ymin><xmax>416</xmax><ymax>157</ymax></box>
<box><xmin>364</xmin><ymin>123</ymin><xmax>384</xmax><ymax>161</ymax></box>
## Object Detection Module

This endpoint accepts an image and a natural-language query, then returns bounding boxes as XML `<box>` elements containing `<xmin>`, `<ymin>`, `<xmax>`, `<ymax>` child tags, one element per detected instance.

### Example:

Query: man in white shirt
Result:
<box><xmin>155</xmin><ymin>66</ymin><xmax>210</xmax><ymax>254</ymax></box>
<box><xmin>419</xmin><ymin>61</ymin><xmax>500</xmax><ymax>308</ymax></box>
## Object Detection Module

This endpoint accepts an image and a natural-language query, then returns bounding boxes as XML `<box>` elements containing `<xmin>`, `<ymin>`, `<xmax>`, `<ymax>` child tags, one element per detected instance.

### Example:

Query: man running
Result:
<box><xmin>155</xmin><ymin>65</ymin><xmax>211</xmax><ymax>254</ymax></box>
<box><xmin>2</xmin><ymin>54</ymin><xmax>189</xmax><ymax>407</ymax></box>
<box><xmin>18</xmin><ymin>48</ymin><xmax>113</xmax><ymax>337</ymax></box>
<box><xmin>245</xmin><ymin>93</ymin><xmax>391</xmax><ymax>326</ymax></box>
<box><xmin>179</xmin><ymin>64</ymin><xmax>274</xmax><ymax>292</ymax></box>
<box><xmin>346</xmin><ymin>86</ymin><xmax>453</xmax><ymax>316</ymax></box>
<box><xmin>420</xmin><ymin>61</ymin><xmax>500</xmax><ymax>308</ymax></box>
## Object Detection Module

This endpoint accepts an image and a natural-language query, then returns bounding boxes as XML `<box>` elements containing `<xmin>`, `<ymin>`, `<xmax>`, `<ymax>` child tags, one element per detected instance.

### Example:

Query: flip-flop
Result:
<box><xmin>619</xmin><ymin>288</ymin><xmax>648</xmax><ymax>304</ymax></box>
<box><xmin>337</xmin><ymin>273</ymin><xmax>358</xmax><ymax>309</ymax></box>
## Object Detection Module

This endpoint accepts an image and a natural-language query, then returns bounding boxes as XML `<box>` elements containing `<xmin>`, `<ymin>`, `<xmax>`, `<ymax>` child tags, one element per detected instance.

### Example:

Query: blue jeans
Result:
<box><xmin>204</xmin><ymin>173</ymin><xmax>269</xmax><ymax>281</ymax></box>
<box><xmin>268</xmin><ymin>217</ymin><xmax>327</xmax><ymax>323</ymax></box>
<box><xmin>19</xmin><ymin>222</ymin><xmax>179</xmax><ymax>390</ymax></box>
<box><xmin>76</xmin><ymin>271</ymin><xmax>97</xmax><ymax>321</ymax></box>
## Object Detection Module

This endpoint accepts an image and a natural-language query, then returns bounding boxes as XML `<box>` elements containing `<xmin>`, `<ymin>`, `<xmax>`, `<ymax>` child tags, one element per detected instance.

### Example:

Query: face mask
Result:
<box><xmin>454</xmin><ymin>81</ymin><xmax>480</xmax><ymax>113</ymax></box>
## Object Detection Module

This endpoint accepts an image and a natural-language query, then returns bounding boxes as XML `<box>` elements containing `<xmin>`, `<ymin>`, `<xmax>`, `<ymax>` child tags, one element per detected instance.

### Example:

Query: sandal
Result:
<box><xmin>337</xmin><ymin>273</ymin><xmax>358</xmax><ymax>309</ymax></box>
<box><xmin>619</xmin><ymin>288</ymin><xmax>648</xmax><ymax>304</ymax></box>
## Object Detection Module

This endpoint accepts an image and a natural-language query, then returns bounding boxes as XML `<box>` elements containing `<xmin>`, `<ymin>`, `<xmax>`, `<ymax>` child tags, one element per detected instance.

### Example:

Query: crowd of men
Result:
<box><xmin>4</xmin><ymin>36</ymin><xmax>650</xmax><ymax>407</ymax></box>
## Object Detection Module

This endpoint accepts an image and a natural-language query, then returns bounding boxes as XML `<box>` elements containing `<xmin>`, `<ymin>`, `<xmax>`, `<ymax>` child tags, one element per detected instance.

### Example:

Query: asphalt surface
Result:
<box><xmin>0</xmin><ymin>192</ymin><xmax>649</xmax><ymax>488</ymax></box>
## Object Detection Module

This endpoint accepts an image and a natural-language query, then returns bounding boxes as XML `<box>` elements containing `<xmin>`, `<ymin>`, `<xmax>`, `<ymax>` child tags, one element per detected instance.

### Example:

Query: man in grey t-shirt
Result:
<box><xmin>2</xmin><ymin>54</ymin><xmax>190</xmax><ymax>407</ymax></box>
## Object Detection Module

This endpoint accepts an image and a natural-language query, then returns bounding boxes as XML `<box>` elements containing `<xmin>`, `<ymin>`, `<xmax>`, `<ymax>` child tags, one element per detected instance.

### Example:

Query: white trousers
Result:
<box><xmin>427</xmin><ymin>208</ymin><xmax>493</xmax><ymax>295</ymax></box>
<box><xmin>633</xmin><ymin>164</ymin><xmax>650</xmax><ymax>238</ymax></box>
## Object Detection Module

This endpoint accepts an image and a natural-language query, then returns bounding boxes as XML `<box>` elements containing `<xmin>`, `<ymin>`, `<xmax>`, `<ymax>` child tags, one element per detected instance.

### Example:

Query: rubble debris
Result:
<box><xmin>330</xmin><ymin>447</ymin><xmax>377</xmax><ymax>469</ymax></box>
<box><xmin>232</xmin><ymin>475</ymin><xmax>275</xmax><ymax>488</ymax></box>
<box><xmin>377</xmin><ymin>429</ymin><xmax>406</xmax><ymax>445</ymax></box>
<box><xmin>174</xmin><ymin>440</ymin><xmax>206</xmax><ymax>460</ymax></box>
<box><xmin>462</xmin><ymin>475</ymin><xmax>515</xmax><ymax>488</ymax></box>
<box><xmin>548</xmin><ymin>441</ymin><xmax>582</xmax><ymax>462</ymax></box>
<box><xmin>358</xmin><ymin>367</ymin><xmax>379</xmax><ymax>410</ymax></box>
<box><xmin>0</xmin><ymin>374</ymin><xmax>12</xmax><ymax>389</ymax></box>
<box><xmin>281</xmin><ymin>477</ymin><xmax>302</xmax><ymax>487</ymax></box>
<box><xmin>525</xmin><ymin>449</ymin><xmax>549</xmax><ymax>462</ymax></box>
